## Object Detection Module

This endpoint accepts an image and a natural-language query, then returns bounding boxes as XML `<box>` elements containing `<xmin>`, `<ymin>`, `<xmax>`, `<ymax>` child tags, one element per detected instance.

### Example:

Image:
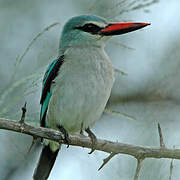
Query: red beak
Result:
<box><xmin>101</xmin><ymin>22</ymin><xmax>150</xmax><ymax>36</ymax></box>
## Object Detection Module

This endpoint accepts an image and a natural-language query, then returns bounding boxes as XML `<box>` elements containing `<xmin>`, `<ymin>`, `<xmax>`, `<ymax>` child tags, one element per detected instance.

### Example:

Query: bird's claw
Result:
<box><xmin>85</xmin><ymin>127</ymin><xmax>97</xmax><ymax>154</ymax></box>
<box><xmin>58</xmin><ymin>125</ymin><xmax>70</xmax><ymax>148</ymax></box>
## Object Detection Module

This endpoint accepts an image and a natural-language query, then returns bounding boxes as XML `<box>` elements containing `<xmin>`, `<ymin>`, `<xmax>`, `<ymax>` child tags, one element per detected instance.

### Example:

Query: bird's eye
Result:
<box><xmin>75</xmin><ymin>23</ymin><xmax>103</xmax><ymax>34</ymax></box>
<box><xmin>85</xmin><ymin>24</ymin><xmax>95</xmax><ymax>29</ymax></box>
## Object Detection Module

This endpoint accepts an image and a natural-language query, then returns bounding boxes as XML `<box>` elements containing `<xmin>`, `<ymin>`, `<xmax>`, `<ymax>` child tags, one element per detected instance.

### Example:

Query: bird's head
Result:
<box><xmin>59</xmin><ymin>14</ymin><xmax>150</xmax><ymax>52</ymax></box>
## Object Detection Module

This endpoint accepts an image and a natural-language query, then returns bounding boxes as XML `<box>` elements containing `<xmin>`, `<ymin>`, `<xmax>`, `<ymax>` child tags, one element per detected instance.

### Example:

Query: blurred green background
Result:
<box><xmin>0</xmin><ymin>0</ymin><xmax>180</xmax><ymax>179</ymax></box>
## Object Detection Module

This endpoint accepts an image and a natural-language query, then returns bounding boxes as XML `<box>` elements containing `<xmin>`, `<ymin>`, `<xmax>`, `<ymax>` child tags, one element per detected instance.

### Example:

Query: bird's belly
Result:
<box><xmin>46</xmin><ymin>63</ymin><xmax>114</xmax><ymax>133</ymax></box>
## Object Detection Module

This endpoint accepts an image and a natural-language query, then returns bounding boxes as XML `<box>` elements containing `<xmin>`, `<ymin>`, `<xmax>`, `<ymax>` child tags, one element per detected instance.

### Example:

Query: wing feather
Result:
<box><xmin>40</xmin><ymin>55</ymin><xmax>64</xmax><ymax>127</ymax></box>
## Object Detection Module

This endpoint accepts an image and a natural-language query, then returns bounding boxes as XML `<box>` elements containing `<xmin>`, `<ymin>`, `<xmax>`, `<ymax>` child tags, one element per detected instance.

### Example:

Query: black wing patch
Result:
<box><xmin>40</xmin><ymin>55</ymin><xmax>64</xmax><ymax>127</ymax></box>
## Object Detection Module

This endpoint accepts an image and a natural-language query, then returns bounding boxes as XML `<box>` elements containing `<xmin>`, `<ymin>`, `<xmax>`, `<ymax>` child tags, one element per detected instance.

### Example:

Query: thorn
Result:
<box><xmin>169</xmin><ymin>145</ymin><xmax>175</xmax><ymax>180</ymax></box>
<box><xmin>158</xmin><ymin>123</ymin><xmax>165</xmax><ymax>148</ymax></box>
<box><xmin>134</xmin><ymin>158</ymin><xmax>144</xmax><ymax>180</ymax></box>
<box><xmin>19</xmin><ymin>102</ymin><xmax>27</xmax><ymax>124</ymax></box>
<box><xmin>169</xmin><ymin>158</ymin><xmax>174</xmax><ymax>180</ymax></box>
<box><xmin>27</xmin><ymin>136</ymin><xmax>38</xmax><ymax>153</ymax></box>
<box><xmin>98</xmin><ymin>152</ymin><xmax>116</xmax><ymax>171</ymax></box>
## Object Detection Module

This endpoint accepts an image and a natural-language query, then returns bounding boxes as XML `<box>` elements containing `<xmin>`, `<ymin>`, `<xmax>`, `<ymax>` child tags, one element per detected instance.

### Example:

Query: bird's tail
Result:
<box><xmin>33</xmin><ymin>145</ymin><xmax>59</xmax><ymax>180</ymax></box>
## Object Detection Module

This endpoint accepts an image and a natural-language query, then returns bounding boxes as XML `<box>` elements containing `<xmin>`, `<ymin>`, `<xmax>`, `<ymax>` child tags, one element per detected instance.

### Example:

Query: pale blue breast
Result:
<box><xmin>46</xmin><ymin>47</ymin><xmax>114</xmax><ymax>133</ymax></box>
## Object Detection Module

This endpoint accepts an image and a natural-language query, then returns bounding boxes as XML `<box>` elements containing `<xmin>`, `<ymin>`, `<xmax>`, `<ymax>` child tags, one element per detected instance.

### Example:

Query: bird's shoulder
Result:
<box><xmin>40</xmin><ymin>55</ymin><xmax>64</xmax><ymax>127</ymax></box>
<box><xmin>40</xmin><ymin>55</ymin><xmax>64</xmax><ymax>104</ymax></box>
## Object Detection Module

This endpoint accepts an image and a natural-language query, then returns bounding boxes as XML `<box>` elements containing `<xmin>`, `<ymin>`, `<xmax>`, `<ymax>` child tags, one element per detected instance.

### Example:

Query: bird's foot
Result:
<box><xmin>85</xmin><ymin>127</ymin><xmax>97</xmax><ymax>154</ymax></box>
<box><xmin>58</xmin><ymin>125</ymin><xmax>70</xmax><ymax>148</ymax></box>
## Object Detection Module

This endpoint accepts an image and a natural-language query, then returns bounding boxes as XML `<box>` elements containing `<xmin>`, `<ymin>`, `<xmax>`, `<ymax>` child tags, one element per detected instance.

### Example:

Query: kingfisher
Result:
<box><xmin>33</xmin><ymin>14</ymin><xmax>149</xmax><ymax>180</ymax></box>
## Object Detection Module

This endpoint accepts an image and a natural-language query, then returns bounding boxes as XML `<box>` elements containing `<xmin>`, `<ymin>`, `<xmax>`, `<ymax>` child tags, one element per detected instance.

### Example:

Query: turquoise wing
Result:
<box><xmin>40</xmin><ymin>55</ymin><xmax>64</xmax><ymax>127</ymax></box>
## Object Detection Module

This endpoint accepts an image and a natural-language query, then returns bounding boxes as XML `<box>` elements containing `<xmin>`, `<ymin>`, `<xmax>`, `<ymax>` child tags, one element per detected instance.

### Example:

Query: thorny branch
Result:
<box><xmin>0</xmin><ymin>106</ymin><xmax>178</xmax><ymax>179</ymax></box>
<box><xmin>2</xmin><ymin>117</ymin><xmax>180</xmax><ymax>160</ymax></box>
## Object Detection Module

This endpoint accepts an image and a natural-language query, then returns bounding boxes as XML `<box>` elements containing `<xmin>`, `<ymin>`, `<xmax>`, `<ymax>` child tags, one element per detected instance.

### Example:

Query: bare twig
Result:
<box><xmin>106</xmin><ymin>0</ymin><xmax>159</xmax><ymax>19</ymax></box>
<box><xmin>98</xmin><ymin>152</ymin><xmax>116</xmax><ymax>171</ymax></box>
<box><xmin>11</xmin><ymin>22</ymin><xmax>60</xmax><ymax>82</ymax></box>
<box><xmin>0</xmin><ymin>71</ymin><xmax>42</xmax><ymax>116</ymax></box>
<box><xmin>104</xmin><ymin>108</ymin><xmax>136</xmax><ymax>120</ymax></box>
<box><xmin>1</xmin><ymin>118</ymin><xmax>180</xmax><ymax>160</ymax></box>
<box><xmin>158</xmin><ymin>123</ymin><xmax>165</xmax><ymax>148</ymax></box>
<box><xmin>28</xmin><ymin>136</ymin><xmax>38</xmax><ymax>153</ymax></box>
<box><xmin>15</xmin><ymin>22</ymin><xmax>60</xmax><ymax>67</ymax></box>
<box><xmin>114</xmin><ymin>68</ymin><xmax>128</xmax><ymax>76</ymax></box>
<box><xmin>110</xmin><ymin>40</ymin><xmax>135</xmax><ymax>51</ymax></box>
<box><xmin>134</xmin><ymin>158</ymin><xmax>144</xmax><ymax>180</ymax></box>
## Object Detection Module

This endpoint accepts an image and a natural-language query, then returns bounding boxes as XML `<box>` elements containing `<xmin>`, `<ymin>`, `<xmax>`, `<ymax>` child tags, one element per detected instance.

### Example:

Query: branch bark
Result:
<box><xmin>1</xmin><ymin>118</ymin><xmax>180</xmax><ymax>161</ymax></box>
